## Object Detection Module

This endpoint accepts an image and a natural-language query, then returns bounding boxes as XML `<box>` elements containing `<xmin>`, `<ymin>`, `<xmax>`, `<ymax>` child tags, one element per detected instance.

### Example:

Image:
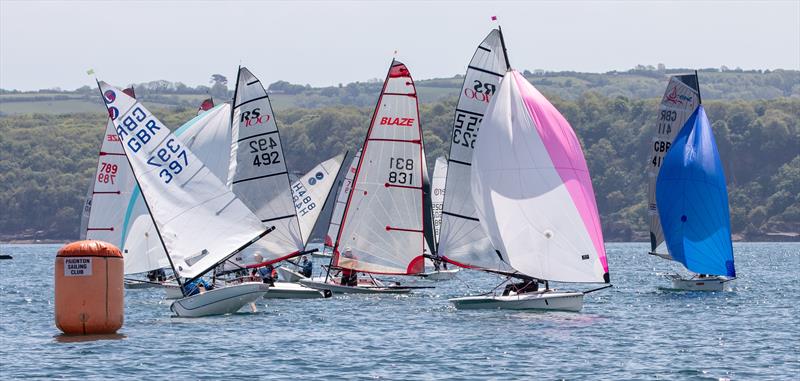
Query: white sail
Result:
<box><xmin>333</xmin><ymin>61</ymin><xmax>427</xmax><ymax>275</ymax></box>
<box><xmin>78</xmin><ymin>182</ymin><xmax>92</xmax><ymax>240</ymax></box>
<box><xmin>325</xmin><ymin>150</ymin><xmax>361</xmax><ymax>248</ymax></box>
<box><xmin>99</xmin><ymin>81</ymin><xmax>266</xmax><ymax>279</ymax></box>
<box><xmin>438</xmin><ymin>29</ymin><xmax>512</xmax><ymax>271</ymax></box>
<box><xmin>82</xmin><ymin>119</ymin><xmax>137</xmax><ymax>247</ymax></box>
<box><xmin>121</xmin><ymin>103</ymin><xmax>233</xmax><ymax>275</ymax></box>
<box><xmin>431</xmin><ymin>156</ymin><xmax>447</xmax><ymax>244</ymax></box>
<box><xmin>471</xmin><ymin>71</ymin><xmax>609</xmax><ymax>283</ymax></box>
<box><xmin>647</xmin><ymin>74</ymin><xmax>700</xmax><ymax>253</ymax></box>
<box><xmin>291</xmin><ymin>154</ymin><xmax>345</xmax><ymax>246</ymax></box>
<box><xmin>228</xmin><ymin>67</ymin><xmax>303</xmax><ymax>266</ymax></box>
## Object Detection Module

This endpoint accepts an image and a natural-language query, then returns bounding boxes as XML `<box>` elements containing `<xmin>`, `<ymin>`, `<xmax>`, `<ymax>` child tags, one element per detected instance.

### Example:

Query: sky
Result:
<box><xmin>1</xmin><ymin>0</ymin><xmax>798</xmax><ymax>91</ymax></box>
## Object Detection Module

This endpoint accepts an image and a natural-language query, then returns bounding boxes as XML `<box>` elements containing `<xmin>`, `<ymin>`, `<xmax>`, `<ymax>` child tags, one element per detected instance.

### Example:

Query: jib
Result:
<box><xmin>380</xmin><ymin>117</ymin><xmax>414</xmax><ymax>126</ymax></box>
<box><xmin>241</xmin><ymin>108</ymin><xmax>269</xmax><ymax>127</ymax></box>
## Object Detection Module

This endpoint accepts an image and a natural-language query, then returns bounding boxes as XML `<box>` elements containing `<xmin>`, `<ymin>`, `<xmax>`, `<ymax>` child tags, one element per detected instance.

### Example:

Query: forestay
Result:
<box><xmin>656</xmin><ymin>106</ymin><xmax>735</xmax><ymax>277</ymax></box>
<box><xmin>431</xmin><ymin>156</ymin><xmax>447</xmax><ymax>244</ymax></box>
<box><xmin>228</xmin><ymin>67</ymin><xmax>303</xmax><ymax>266</ymax></box>
<box><xmin>647</xmin><ymin>74</ymin><xmax>700</xmax><ymax>254</ymax></box>
<box><xmin>438</xmin><ymin>29</ymin><xmax>512</xmax><ymax>272</ymax></box>
<box><xmin>333</xmin><ymin>61</ymin><xmax>426</xmax><ymax>275</ymax></box>
<box><xmin>325</xmin><ymin>150</ymin><xmax>361</xmax><ymax>248</ymax></box>
<box><xmin>99</xmin><ymin>81</ymin><xmax>266</xmax><ymax>279</ymax></box>
<box><xmin>121</xmin><ymin>103</ymin><xmax>233</xmax><ymax>275</ymax></box>
<box><xmin>291</xmin><ymin>154</ymin><xmax>344</xmax><ymax>246</ymax></box>
<box><xmin>471</xmin><ymin>71</ymin><xmax>609</xmax><ymax>283</ymax></box>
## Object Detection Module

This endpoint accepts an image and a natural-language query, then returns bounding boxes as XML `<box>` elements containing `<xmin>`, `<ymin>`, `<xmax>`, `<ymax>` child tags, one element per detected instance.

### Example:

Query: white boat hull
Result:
<box><xmin>164</xmin><ymin>284</ymin><xmax>184</xmax><ymax>299</ymax></box>
<box><xmin>170</xmin><ymin>282</ymin><xmax>269</xmax><ymax>317</ymax></box>
<box><xmin>276</xmin><ymin>266</ymin><xmax>307</xmax><ymax>283</ymax></box>
<box><xmin>264</xmin><ymin>282</ymin><xmax>330</xmax><ymax>299</ymax></box>
<box><xmin>419</xmin><ymin>269</ymin><xmax>459</xmax><ymax>281</ymax></box>
<box><xmin>666</xmin><ymin>274</ymin><xmax>731</xmax><ymax>291</ymax></box>
<box><xmin>449</xmin><ymin>291</ymin><xmax>584</xmax><ymax>312</ymax></box>
<box><xmin>299</xmin><ymin>279</ymin><xmax>411</xmax><ymax>294</ymax></box>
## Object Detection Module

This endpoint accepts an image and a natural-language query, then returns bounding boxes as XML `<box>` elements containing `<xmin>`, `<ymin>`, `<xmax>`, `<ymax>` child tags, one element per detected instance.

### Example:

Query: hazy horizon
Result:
<box><xmin>1</xmin><ymin>0</ymin><xmax>798</xmax><ymax>91</ymax></box>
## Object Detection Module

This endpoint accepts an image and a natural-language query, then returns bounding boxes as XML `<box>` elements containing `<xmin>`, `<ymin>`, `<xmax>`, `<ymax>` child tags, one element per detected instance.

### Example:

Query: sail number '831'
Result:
<box><xmin>388</xmin><ymin>157</ymin><xmax>414</xmax><ymax>185</ymax></box>
<box><xmin>249</xmin><ymin>136</ymin><xmax>281</xmax><ymax>167</ymax></box>
<box><xmin>453</xmin><ymin>111</ymin><xmax>481</xmax><ymax>149</ymax></box>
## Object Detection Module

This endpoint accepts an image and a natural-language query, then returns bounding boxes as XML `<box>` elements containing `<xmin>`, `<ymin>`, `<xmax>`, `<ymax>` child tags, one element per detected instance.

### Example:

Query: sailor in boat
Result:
<box><xmin>300</xmin><ymin>256</ymin><xmax>313</xmax><ymax>278</ymax></box>
<box><xmin>259</xmin><ymin>264</ymin><xmax>276</xmax><ymax>286</ymax></box>
<box><xmin>183</xmin><ymin>278</ymin><xmax>213</xmax><ymax>296</ymax></box>
<box><xmin>146</xmin><ymin>268</ymin><xmax>167</xmax><ymax>282</ymax></box>
<box><xmin>339</xmin><ymin>248</ymin><xmax>358</xmax><ymax>287</ymax></box>
<box><xmin>502</xmin><ymin>280</ymin><xmax>541</xmax><ymax>296</ymax></box>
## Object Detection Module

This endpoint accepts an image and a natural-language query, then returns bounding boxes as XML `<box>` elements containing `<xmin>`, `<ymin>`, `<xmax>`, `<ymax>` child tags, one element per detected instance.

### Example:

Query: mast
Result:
<box><xmin>497</xmin><ymin>26</ymin><xmax>512</xmax><ymax>70</ymax></box>
<box><xmin>695</xmin><ymin>70</ymin><xmax>702</xmax><ymax>105</ymax></box>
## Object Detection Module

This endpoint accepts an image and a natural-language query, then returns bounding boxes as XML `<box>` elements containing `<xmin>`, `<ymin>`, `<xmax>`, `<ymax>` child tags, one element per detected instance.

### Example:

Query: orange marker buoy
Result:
<box><xmin>54</xmin><ymin>240</ymin><xmax>123</xmax><ymax>335</ymax></box>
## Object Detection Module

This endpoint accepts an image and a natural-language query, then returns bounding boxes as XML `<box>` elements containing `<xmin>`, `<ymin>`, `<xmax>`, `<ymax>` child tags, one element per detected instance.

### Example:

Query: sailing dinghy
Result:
<box><xmin>225</xmin><ymin>67</ymin><xmax>338</xmax><ymax>299</ymax></box>
<box><xmin>448</xmin><ymin>56</ymin><xmax>610</xmax><ymax>312</ymax></box>
<box><xmin>300</xmin><ymin>60</ymin><xmax>432</xmax><ymax>294</ymax></box>
<box><xmin>651</xmin><ymin>74</ymin><xmax>736</xmax><ymax>291</ymax></box>
<box><xmin>98</xmin><ymin>81</ymin><xmax>272</xmax><ymax>317</ymax></box>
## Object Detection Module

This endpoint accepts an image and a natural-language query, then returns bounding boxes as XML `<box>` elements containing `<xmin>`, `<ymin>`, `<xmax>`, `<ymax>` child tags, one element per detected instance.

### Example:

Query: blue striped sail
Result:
<box><xmin>656</xmin><ymin>106</ymin><xmax>735</xmax><ymax>277</ymax></box>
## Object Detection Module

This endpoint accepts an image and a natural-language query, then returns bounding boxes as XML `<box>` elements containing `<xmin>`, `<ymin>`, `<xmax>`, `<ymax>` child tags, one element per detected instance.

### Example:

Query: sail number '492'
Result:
<box><xmin>249</xmin><ymin>136</ymin><xmax>281</xmax><ymax>167</ymax></box>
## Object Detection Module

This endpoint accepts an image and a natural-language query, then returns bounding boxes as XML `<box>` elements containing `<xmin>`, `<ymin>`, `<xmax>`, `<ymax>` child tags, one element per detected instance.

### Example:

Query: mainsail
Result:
<box><xmin>430</xmin><ymin>156</ymin><xmax>447</xmax><ymax>244</ymax></box>
<box><xmin>291</xmin><ymin>154</ymin><xmax>345</xmax><ymax>246</ymax></box>
<box><xmin>471</xmin><ymin>70</ymin><xmax>609</xmax><ymax>283</ymax></box>
<box><xmin>438</xmin><ymin>29</ymin><xmax>512</xmax><ymax>271</ymax></box>
<box><xmin>228</xmin><ymin>67</ymin><xmax>303</xmax><ymax>265</ymax></box>
<box><xmin>647</xmin><ymin>74</ymin><xmax>700</xmax><ymax>253</ymax></box>
<box><xmin>81</xmin><ymin>87</ymin><xmax>138</xmax><ymax>245</ymax></box>
<box><xmin>99</xmin><ymin>81</ymin><xmax>266</xmax><ymax>279</ymax></box>
<box><xmin>656</xmin><ymin>106</ymin><xmax>735</xmax><ymax>277</ymax></box>
<box><xmin>82</xmin><ymin>119</ymin><xmax>136</xmax><ymax>247</ymax></box>
<box><xmin>332</xmin><ymin>60</ymin><xmax>427</xmax><ymax>275</ymax></box>
<box><xmin>325</xmin><ymin>149</ymin><xmax>361</xmax><ymax>249</ymax></box>
<box><xmin>121</xmin><ymin>103</ymin><xmax>233</xmax><ymax>275</ymax></box>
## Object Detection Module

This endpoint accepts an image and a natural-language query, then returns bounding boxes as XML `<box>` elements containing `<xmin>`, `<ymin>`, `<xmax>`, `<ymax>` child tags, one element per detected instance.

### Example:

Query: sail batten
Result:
<box><xmin>438</xmin><ymin>29</ymin><xmax>512</xmax><ymax>272</ymax></box>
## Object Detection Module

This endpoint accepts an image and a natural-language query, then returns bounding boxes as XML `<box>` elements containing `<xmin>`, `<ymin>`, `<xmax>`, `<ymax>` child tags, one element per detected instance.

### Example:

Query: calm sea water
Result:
<box><xmin>0</xmin><ymin>242</ymin><xmax>797</xmax><ymax>380</ymax></box>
